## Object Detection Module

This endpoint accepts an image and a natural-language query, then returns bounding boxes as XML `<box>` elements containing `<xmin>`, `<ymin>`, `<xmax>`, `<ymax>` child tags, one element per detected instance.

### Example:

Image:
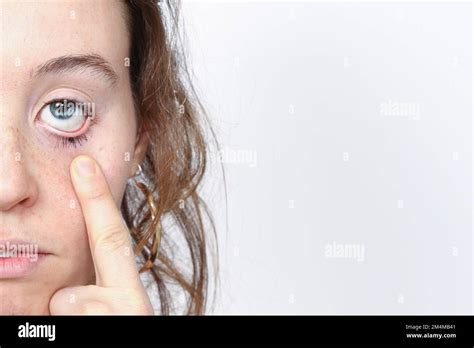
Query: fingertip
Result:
<box><xmin>72</xmin><ymin>155</ymin><xmax>97</xmax><ymax>179</ymax></box>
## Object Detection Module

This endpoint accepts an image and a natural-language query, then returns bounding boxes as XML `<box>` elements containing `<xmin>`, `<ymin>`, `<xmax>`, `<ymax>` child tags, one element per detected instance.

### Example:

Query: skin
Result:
<box><xmin>0</xmin><ymin>0</ymin><xmax>152</xmax><ymax>314</ymax></box>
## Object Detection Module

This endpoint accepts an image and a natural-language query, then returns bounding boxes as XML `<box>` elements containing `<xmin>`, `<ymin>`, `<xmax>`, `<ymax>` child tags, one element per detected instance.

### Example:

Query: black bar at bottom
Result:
<box><xmin>0</xmin><ymin>315</ymin><xmax>472</xmax><ymax>346</ymax></box>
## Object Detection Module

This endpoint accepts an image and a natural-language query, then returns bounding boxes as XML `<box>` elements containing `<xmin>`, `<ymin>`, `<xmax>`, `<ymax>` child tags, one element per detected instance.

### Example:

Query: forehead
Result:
<box><xmin>2</xmin><ymin>0</ymin><xmax>129</xmax><ymax>84</ymax></box>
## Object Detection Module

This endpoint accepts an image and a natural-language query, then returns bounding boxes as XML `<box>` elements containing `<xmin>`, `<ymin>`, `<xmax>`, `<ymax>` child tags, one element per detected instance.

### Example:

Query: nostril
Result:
<box><xmin>18</xmin><ymin>196</ymin><xmax>35</xmax><ymax>208</ymax></box>
<box><xmin>0</xmin><ymin>179</ymin><xmax>38</xmax><ymax>211</ymax></box>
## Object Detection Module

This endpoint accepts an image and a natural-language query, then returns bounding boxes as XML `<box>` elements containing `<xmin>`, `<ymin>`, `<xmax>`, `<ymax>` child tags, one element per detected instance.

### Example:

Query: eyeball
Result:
<box><xmin>38</xmin><ymin>99</ymin><xmax>90</xmax><ymax>132</ymax></box>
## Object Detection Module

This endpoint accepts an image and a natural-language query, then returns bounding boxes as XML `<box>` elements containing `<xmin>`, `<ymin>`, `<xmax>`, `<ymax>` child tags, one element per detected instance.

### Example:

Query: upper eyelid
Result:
<box><xmin>41</xmin><ymin>87</ymin><xmax>94</xmax><ymax>101</ymax></box>
<box><xmin>40</xmin><ymin>97</ymin><xmax>84</xmax><ymax>109</ymax></box>
<box><xmin>34</xmin><ymin>89</ymin><xmax>95</xmax><ymax>117</ymax></box>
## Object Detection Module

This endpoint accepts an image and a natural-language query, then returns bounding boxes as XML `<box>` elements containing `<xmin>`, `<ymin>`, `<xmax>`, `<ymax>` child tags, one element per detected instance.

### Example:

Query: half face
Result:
<box><xmin>0</xmin><ymin>0</ymin><xmax>144</xmax><ymax>314</ymax></box>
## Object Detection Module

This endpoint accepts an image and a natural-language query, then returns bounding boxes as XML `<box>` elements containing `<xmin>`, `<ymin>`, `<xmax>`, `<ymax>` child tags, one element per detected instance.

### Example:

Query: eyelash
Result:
<box><xmin>51</xmin><ymin>133</ymin><xmax>90</xmax><ymax>149</ymax></box>
<box><xmin>39</xmin><ymin>98</ymin><xmax>98</xmax><ymax>149</ymax></box>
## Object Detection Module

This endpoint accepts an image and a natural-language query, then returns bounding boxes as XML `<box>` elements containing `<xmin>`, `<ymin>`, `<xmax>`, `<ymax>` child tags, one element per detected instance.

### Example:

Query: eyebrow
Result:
<box><xmin>31</xmin><ymin>54</ymin><xmax>119</xmax><ymax>86</ymax></box>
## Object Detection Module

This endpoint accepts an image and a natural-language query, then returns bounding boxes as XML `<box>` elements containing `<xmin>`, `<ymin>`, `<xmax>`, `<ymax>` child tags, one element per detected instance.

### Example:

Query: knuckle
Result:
<box><xmin>82</xmin><ymin>181</ymin><xmax>109</xmax><ymax>202</ymax></box>
<box><xmin>95</xmin><ymin>225</ymin><xmax>128</xmax><ymax>253</ymax></box>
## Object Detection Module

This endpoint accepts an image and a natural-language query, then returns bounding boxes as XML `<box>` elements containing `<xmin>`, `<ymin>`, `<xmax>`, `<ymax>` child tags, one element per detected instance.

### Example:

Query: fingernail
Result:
<box><xmin>74</xmin><ymin>156</ymin><xmax>96</xmax><ymax>178</ymax></box>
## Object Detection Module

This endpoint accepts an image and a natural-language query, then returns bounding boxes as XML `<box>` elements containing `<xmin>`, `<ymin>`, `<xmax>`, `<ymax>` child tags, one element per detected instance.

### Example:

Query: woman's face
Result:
<box><xmin>0</xmin><ymin>0</ymin><xmax>145</xmax><ymax>314</ymax></box>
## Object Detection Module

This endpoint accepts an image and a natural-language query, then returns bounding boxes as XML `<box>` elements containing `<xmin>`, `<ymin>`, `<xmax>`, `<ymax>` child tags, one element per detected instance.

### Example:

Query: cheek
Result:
<box><xmin>95</xmin><ymin>143</ymin><xmax>135</xmax><ymax>206</ymax></box>
<box><xmin>35</xmin><ymin>157</ymin><xmax>87</xmax><ymax>247</ymax></box>
<box><xmin>31</xmin><ymin>159</ymin><xmax>93</xmax><ymax>284</ymax></box>
<box><xmin>89</xmin><ymin>117</ymin><xmax>138</xmax><ymax>205</ymax></box>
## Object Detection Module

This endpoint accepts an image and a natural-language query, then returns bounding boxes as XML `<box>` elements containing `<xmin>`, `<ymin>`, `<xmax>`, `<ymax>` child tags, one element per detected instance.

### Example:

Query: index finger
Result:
<box><xmin>70</xmin><ymin>155</ymin><xmax>140</xmax><ymax>288</ymax></box>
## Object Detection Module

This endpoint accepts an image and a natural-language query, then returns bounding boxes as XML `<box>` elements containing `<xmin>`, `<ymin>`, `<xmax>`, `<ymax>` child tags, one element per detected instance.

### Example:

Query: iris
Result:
<box><xmin>49</xmin><ymin>100</ymin><xmax>76</xmax><ymax>120</ymax></box>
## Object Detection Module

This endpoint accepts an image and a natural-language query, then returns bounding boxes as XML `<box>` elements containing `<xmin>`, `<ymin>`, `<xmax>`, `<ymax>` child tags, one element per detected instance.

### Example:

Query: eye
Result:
<box><xmin>38</xmin><ymin>99</ymin><xmax>93</xmax><ymax>133</ymax></box>
<box><xmin>36</xmin><ymin>98</ymin><xmax>98</xmax><ymax>149</ymax></box>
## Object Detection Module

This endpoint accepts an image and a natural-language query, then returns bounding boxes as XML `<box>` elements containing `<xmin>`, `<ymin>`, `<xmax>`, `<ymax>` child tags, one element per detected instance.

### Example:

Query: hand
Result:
<box><xmin>49</xmin><ymin>155</ymin><xmax>154</xmax><ymax>315</ymax></box>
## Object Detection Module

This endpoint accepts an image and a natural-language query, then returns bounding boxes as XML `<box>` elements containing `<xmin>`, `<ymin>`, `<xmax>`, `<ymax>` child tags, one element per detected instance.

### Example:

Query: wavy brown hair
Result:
<box><xmin>120</xmin><ymin>0</ymin><xmax>218</xmax><ymax>315</ymax></box>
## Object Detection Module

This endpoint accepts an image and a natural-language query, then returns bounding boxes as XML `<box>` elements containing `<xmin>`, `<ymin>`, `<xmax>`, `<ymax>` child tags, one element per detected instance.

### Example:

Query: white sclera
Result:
<box><xmin>39</xmin><ymin>101</ymin><xmax>87</xmax><ymax>132</ymax></box>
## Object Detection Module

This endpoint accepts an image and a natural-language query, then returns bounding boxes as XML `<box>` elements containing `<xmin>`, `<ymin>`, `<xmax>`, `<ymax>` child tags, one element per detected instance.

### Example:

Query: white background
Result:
<box><xmin>182</xmin><ymin>0</ymin><xmax>473</xmax><ymax>314</ymax></box>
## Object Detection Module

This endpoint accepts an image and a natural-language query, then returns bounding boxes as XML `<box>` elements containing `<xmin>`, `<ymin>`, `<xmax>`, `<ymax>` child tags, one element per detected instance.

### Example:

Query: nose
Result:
<box><xmin>0</xmin><ymin>127</ymin><xmax>38</xmax><ymax>211</ymax></box>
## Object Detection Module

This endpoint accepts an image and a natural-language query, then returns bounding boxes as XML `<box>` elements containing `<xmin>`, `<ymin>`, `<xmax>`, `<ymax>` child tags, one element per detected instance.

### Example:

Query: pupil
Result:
<box><xmin>50</xmin><ymin>100</ymin><xmax>75</xmax><ymax>119</ymax></box>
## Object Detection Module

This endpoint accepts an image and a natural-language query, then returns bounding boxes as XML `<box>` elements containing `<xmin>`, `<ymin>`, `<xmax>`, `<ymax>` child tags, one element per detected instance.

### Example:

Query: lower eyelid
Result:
<box><xmin>37</xmin><ymin>115</ymin><xmax>99</xmax><ymax>149</ymax></box>
<box><xmin>36</xmin><ymin>115</ymin><xmax>94</xmax><ymax>137</ymax></box>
